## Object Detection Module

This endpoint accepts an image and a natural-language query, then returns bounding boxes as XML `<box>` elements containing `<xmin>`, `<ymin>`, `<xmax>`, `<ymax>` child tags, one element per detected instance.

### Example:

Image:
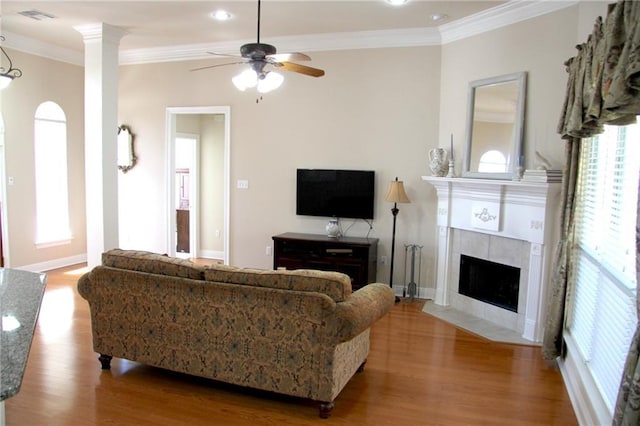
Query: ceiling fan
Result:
<box><xmin>191</xmin><ymin>0</ymin><xmax>325</xmax><ymax>93</ymax></box>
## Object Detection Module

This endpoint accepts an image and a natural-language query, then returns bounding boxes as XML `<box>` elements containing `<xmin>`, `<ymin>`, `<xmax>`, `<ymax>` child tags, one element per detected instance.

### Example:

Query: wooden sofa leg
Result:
<box><xmin>319</xmin><ymin>401</ymin><xmax>334</xmax><ymax>419</ymax></box>
<box><xmin>357</xmin><ymin>359</ymin><xmax>367</xmax><ymax>373</ymax></box>
<box><xmin>98</xmin><ymin>354</ymin><xmax>112</xmax><ymax>370</ymax></box>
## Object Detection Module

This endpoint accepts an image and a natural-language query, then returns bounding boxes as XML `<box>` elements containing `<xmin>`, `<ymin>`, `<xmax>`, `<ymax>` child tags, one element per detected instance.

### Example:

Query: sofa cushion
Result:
<box><xmin>204</xmin><ymin>264</ymin><xmax>352</xmax><ymax>302</ymax></box>
<box><xmin>102</xmin><ymin>249</ymin><xmax>205</xmax><ymax>280</ymax></box>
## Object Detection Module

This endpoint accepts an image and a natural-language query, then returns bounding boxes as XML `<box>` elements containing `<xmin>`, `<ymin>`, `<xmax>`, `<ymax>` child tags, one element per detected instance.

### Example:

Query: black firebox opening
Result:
<box><xmin>459</xmin><ymin>255</ymin><xmax>520</xmax><ymax>313</ymax></box>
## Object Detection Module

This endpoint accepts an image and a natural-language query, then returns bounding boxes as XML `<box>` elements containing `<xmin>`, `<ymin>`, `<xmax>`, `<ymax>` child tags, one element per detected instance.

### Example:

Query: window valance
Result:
<box><xmin>557</xmin><ymin>0</ymin><xmax>640</xmax><ymax>139</ymax></box>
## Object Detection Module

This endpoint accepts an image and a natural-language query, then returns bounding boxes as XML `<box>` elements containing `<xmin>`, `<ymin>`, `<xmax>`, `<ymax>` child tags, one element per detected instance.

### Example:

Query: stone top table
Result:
<box><xmin>0</xmin><ymin>269</ymin><xmax>47</xmax><ymax>403</ymax></box>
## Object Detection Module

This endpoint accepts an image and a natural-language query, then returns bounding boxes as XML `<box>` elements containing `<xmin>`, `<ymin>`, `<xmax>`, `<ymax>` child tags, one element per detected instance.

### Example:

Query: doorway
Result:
<box><xmin>175</xmin><ymin>134</ymin><xmax>198</xmax><ymax>257</ymax></box>
<box><xmin>166</xmin><ymin>106</ymin><xmax>230</xmax><ymax>264</ymax></box>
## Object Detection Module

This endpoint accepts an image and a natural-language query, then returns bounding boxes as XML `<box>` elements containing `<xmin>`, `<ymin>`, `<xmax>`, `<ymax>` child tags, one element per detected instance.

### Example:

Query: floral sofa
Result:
<box><xmin>77</xmin><ymin>249</ymin><xmax>395</xmax><ymax>418</ymax></box>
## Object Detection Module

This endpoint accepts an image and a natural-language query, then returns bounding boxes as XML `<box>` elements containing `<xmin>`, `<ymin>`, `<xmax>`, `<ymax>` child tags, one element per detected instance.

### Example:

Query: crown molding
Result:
<box><xmin>6</xmin><ymin>0</ymin><xmax>578</xmax><ymax>66</ymax></box>
<box><xmin>439</xmin><ymin>0</ymin><xmax>578</xmax><ymax>45</ymax></box>
<box><xmin>74</xmin><ymin>23</ymin><xmax>128</xmax><ymax>44</ymax></box>
<box><xmin>119</xmin><ymin>27</ymin><xmax>441</xmax><ymax>65</ymax></box>
<box><xmin>2</xmin><ymin>30</ymin><xmax>83</xmax><ymax>66</ymax></box>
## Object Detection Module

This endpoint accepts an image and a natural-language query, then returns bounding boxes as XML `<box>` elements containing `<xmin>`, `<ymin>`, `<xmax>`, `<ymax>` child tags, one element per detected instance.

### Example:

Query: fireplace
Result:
<box><xmin>422</xmin><ymin>176</ymin><xmax>561</xmax><ymax>343</ymax></box>
<box><xmin>459</xmin><ymin>254</ymin><xmax>520</xmax><ymax>313</ymax></box>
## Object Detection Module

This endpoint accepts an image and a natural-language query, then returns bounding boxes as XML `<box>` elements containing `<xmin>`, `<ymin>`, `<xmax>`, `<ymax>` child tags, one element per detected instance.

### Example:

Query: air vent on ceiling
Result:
<box><xmin>18</xmin><ymin>10</ymin><xmax>56</xmax><ymax>21</ymax></box>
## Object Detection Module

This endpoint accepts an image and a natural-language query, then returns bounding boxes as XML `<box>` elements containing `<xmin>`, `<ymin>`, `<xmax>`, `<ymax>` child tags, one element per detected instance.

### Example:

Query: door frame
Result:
<box><xmin>165</xmin><ymin>106</ymin><xmax>230</xmax><ymax>264</ymax></box>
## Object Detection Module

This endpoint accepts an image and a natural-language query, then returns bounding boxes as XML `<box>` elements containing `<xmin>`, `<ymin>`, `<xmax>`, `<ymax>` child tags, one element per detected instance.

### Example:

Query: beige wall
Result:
<box><xmin>0</xmin><ymin>49</ymin><xmax>86</xmax><ymax>269</ymax></box>
<box><xmin>198</xmin><ymin>114</ymin><xmax>225</xmax><ymax>255</ymax></box>
<box><xmin>118</xmin><ymin>46</ymin><xmax>441</xmax><ymax>289</ymax></box>
<box><xmin>439</xmin><ymin>6</ymin><xmax>580</xmax><ymax>175</ymax></box>
<box><xmin>1</xmin><ymin>3</ymin><xmax>610</xmax><ymax>290</ymax></box>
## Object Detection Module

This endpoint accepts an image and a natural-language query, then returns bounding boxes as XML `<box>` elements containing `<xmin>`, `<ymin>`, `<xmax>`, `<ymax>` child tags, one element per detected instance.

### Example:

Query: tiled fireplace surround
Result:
<box><xmin>423</xmin><ymin>176</ymin><xmax>561</xmax><ymax>343</ymax></box>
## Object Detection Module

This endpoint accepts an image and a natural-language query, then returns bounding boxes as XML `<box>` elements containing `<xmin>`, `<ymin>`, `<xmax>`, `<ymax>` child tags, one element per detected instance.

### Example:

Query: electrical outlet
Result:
<box><xmin>380</xmin><ymin>256</ymin><xmax>387</xmax><ymax>265</ymax></box>
<box><xmin>215</xmin><ymin>230</ymin><xmax>220</xmax><ymax>238</ymax></box>
<box><xmin>237</xmin><ymin>179</ymin><xmax>249</xmax><ymax>189</ymax></box>
<box><xmin>266</xmin><ymin>246</ymin><xmax>272</xmax><ymax>256</ymax></box>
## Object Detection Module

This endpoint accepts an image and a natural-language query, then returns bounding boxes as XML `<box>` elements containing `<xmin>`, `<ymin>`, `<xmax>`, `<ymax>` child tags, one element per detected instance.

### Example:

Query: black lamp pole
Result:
<box><xmin>389</xmin><ymin>202</ymin><xmax>400</xmax><ymax>302</ymax></box>
<box><xmin>385</xmin><ymin>176</ymin><xmax>409</xmax><ymax>303</ymax></box>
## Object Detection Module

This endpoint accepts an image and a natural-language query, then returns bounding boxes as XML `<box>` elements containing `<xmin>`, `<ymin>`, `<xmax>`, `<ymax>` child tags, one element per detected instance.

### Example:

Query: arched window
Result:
<box><xmin>478</xmin><ymin>150</ymin><xmax>508</xmax><ymax>173</ymax></box>
<box><xmin>34</xmin><ymin>101</ymin><xmax>71</xmax><ymax>246</ymax></box>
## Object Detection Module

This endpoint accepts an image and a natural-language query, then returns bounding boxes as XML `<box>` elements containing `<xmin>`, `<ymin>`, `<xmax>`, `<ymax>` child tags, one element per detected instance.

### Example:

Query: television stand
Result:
<box><xmin>272</xmin><ymin>232</ymin><xmax>378</xmax><ymax>291</ymax></box>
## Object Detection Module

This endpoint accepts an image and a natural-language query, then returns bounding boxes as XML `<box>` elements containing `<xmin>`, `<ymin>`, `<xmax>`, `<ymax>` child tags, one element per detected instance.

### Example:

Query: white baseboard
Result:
<box><xmin>16</xmin><ymin>254</ymin><xmax>87</xmax><ymax>273</ymax></box>
<box><xmin>558</xmin><ymin>335</ymin><xmax>612</xmax><ymax>426</ymax></box>
<box><xmin>198</xmin><ymin>249</ymin><xmax>224</xmax><ymax>260</ymax></box>
<box><xmin>14</xmin><ymin>250</ymin><xmax>222</xmax><ymax>273</ymax></box>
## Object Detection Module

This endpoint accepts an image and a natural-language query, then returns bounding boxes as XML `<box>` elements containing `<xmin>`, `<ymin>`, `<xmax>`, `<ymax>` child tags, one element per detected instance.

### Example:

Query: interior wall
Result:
<box><xmin>0</xmin><ymin>49</ymin><xmax>86</xmax><ymax>269</ymax></box>
<box><xmin>199</xmin><ymin>114</ymin><xmax>225</xmax><ymax>257</ymax></box>
<box><xmin>118</xmin><ymin>45</ymin><xmax>441</xmax><ymax>292</ymax></box>
<box><xmin>1</xmin><ymin>3</ymin><xmax>610</xmax><ymax>286</ymax></box>
<box><xmin>439</xmin><ymin>5</ymin><xmax>581</xmax><ymax>175</ymax></box>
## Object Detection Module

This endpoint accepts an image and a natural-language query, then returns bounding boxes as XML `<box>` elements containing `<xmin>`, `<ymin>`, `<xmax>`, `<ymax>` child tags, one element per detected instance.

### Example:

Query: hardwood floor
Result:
<box><xmin>6</xmin><ymin>264</ymin><xmax>577</xmax><ymax>425</ymax></box>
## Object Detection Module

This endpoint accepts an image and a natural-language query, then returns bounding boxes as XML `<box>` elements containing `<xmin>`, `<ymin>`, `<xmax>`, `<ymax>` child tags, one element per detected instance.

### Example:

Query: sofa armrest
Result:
<box><xmin>77</xmin><ymin>272</ymin><xmax>92</xmax><ymax>300</ymax></box>
<box><xmin>331</xmin><ymin>283</ymin><xmax>395</xmax><ymax>344</ymax></box>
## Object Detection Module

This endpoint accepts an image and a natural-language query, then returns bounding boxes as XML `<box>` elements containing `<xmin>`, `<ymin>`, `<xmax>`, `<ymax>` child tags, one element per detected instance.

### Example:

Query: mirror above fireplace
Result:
<box><xmin>463</xmin><ymin>72</ymin><xmax>527</xmax><ymax>180</ymax></box>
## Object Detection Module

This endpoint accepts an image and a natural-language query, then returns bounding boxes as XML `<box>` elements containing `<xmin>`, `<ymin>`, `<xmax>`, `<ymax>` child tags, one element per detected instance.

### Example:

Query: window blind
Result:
<box><xmin>567</xmin><ymin>119</ymin><xmax>639</xmax><ymax>412</ymax></box>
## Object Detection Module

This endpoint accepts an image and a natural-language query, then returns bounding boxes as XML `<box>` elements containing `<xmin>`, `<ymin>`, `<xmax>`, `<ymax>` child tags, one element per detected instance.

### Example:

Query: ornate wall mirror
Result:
<box><xmin>463</xmin><ymin>72</ymin><xmax>527</xmax><ymax>180</ymax></box>
<box><xmin>117</xmin><ymin>125</ymin><xmax>136</xmax><ymax>173</ymax></box>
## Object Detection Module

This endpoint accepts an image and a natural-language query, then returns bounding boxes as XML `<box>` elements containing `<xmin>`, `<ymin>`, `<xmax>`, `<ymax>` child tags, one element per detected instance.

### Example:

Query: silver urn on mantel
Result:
<box><xmin>428</xmin><ymin>148</ymin><xmax>449</xmax><ymax>177</ymax></box>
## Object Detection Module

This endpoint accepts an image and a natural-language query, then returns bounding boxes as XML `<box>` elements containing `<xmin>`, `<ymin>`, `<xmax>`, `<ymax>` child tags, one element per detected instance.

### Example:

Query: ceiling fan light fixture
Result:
<box><xmin>0</xmin><ymin>36</ymin><xmax>23</xmax><ymax>90</ymax></box>
<box><xmin>257</xmin><ymin>72</ymin><xmax>284</xmax><ymax>93</ymax></box>
<box><xmin>0</xmin><ymin>74</ymin><xmax>14</xmax><ymax>90</ymax></box>
<box><xmin>232</xmin><ymin>68</ymin><xmax>258</xmax><ymax>91</ymax></box>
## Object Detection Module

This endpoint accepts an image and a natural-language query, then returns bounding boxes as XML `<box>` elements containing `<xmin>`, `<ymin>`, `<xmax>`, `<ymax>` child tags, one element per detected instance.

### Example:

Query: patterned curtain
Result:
<box><xmin>541</xmin><ymin>139</ymin><xmax>579</xmax><ymax>360</ymax></box>
<box><xmin>544</xmin><ymin>1</ymin><xmax>640</xmax><ymax>423</ymax></box>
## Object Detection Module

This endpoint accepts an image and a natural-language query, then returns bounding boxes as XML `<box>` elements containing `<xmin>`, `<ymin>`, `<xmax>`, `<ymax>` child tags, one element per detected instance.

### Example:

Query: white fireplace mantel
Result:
<box><xmin>422</xmin><ymin>175</ymin><xmax>561</xmax><ymax>342</ymax></box>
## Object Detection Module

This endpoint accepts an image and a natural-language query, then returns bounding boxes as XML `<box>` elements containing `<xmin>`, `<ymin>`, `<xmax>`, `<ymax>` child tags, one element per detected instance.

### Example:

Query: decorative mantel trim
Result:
<box><xmin>423</xmin><ymin>176</ymin><xmax>560</xmax><ymax>243</ymax></box>
<box><xmin>422</xmin><ymin>176</ymin><xmax>561</xmax><ymax>342</ymax></box>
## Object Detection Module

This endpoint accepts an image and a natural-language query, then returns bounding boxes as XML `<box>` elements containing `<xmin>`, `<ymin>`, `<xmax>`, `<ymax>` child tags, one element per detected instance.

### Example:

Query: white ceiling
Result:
<box><xmin>1</xmin><ymin>1</ymin><xmax>575</xmax><ymax>64</ymax></box>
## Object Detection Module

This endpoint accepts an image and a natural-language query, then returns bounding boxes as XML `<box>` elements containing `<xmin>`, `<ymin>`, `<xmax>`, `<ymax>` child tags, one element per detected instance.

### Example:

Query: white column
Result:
<box><xmin>435</xmin><ymin>225</ymin><xmax>453</xmax><ymax>305</ymax></box>
<box><xmin>74</xmin><ymin>23</ymin><xmax>127</xmax><ymax>268</ymax></box>
<box><xmin>431</xmin><ymin>179</ymin><xmax>453</xmax><ymax>306</ymax></box>
<box><xmin>523</xmin><ymin>243</ymin><xmax>544</xmax><ymax>341</ymax></box>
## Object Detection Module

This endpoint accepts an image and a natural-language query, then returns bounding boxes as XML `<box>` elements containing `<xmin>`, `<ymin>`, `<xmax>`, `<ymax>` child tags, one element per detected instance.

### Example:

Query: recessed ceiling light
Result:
<box><xmin>210</xmin><ymin>10</ymin><xmax>232</xmax><ymax>21</ymax></box>
<box><xmin>386</xmin><ymin>0</ymin><xmax>409</xmax><ymax>6</ymax></box>
<box><xmin>431</xmin><ymin>13</ymin><xmax>449</xmax><ymax>22</ymax></box>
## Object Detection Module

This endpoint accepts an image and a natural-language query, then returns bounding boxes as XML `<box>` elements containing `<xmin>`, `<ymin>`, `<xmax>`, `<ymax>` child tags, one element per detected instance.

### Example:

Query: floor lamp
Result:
<box><xmin>384</xmin><ymin>177</ymin><xmax>411</xmax><ymax>302</ymax></box>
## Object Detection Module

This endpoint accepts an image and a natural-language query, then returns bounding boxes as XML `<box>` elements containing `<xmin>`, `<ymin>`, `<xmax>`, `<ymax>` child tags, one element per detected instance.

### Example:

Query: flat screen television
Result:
<box><xmin>296</xmin><ymin>169</ymin><xmax>375</xmax><ymax>219</ymax></box>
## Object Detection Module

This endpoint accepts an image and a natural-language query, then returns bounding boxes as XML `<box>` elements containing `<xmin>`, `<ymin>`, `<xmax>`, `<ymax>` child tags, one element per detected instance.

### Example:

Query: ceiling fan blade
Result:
<box><xmin>268</xmin><ymin>52</ymin><xmax>311</xmax><ymax>62</ymax></box>
<box><xmin>206</xmin><ymin>51</ymin><xmax>242</xmax><ymax>59</ymax></box>
<box><xmin>190</xmin><ymin>61</ymin><xmax>247</xmax><ymax>72</ymax></box>
<box><xmin>277</xmin><ymin>61</ymin><xmax>325</xmax><ymax>78</ymax></box>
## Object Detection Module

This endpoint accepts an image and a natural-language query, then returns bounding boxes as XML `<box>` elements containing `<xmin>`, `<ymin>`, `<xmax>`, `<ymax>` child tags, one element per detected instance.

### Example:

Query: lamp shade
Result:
<box><xmin>232</xmin><ymin>69</ymin><xmax>258</xmax><ymax>91</ymax></box>
<box><xmin>384</xmin><ymin>179</ymin><xmax>410</xmax><ymax>204</ymax></box>
<box><xmin>0</xmin><ymin>75</ymin><xmax>13</xmax><ymax>90</ymax></box>
<box><xmin>257</xmin><ymin>71</ymin><xmax>284</xmax><ymax>93</ymax></box>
